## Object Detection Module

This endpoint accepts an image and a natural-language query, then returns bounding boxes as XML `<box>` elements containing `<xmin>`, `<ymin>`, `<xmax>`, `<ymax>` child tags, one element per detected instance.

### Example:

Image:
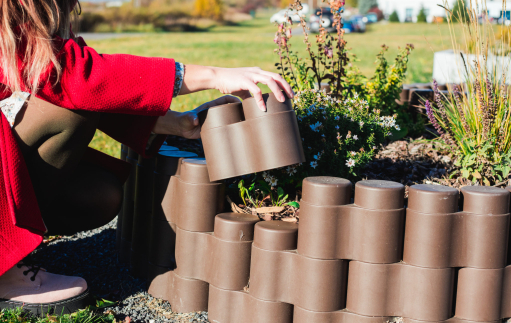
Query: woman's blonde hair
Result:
<box><xmin>0</xmin><ymin>0</ymin><xmax>79</xmax><ymax>93</ymax></box>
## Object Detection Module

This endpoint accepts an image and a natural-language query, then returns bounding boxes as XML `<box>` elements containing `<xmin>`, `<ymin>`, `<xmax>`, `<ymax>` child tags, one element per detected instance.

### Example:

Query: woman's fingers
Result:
<box><xmin>259</xmin><ymin>70</ymin><xmax>295</xmax><ymax>99</ymax></box>
<box><xmin>253</xmin><ymin>74</ymin><xmax>286</xmax><ymax>103</ymax></box>
<box><xmin>246</xmin><ymin>82</ymin><xmax>266</xmax><ymax>111</ymax></box>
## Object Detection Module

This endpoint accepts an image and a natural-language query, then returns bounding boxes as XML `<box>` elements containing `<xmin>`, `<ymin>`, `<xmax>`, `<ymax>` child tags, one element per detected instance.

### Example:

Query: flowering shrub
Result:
<box><xmin>274</xmin><ymin>0</ymin><xmax>416</xmax><ymax>138</ymax></box>
<box><xmin>260</xmin><ymin>89</ymin><xmax>398</xmax><ymax>187</ymax></box>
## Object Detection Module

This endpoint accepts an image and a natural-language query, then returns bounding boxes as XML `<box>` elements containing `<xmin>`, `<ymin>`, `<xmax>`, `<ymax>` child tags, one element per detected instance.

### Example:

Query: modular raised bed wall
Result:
<box><xmin>116</xmin><ymin>153</ymin><xmax>511</xmax><ymax>323</ymax></box>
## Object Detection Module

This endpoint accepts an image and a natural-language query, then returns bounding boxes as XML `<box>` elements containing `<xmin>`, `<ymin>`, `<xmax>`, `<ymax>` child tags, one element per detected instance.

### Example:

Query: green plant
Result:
<box><xmin>416</xmin><ymin>6</ymin><xmax>427</xmax><ymax>23</ymax></box>
<box><xmin>347</xmin><ymin>44</ymin><xmax>418</xmax><ymax>138</ymax></box>
<box><xmin>0</xmin><ymin>307</ymin><xmax>116</xmax><ymax>323</ymax></box>
<box><xmin>263</xmin><ymin>89</ymin><xmax>397</xmax><ymax>187</ymax></box>
<box><xmin>450</xmin><ymin>0</ymin><xmax>468</xmax><ymax>23</ymax></box>
<box><xmin>275</xmin><ymin>0</ymin><xmax>350</xmax><ymax>98</ymax></box>
<box><xmin>388</xmin><ymin>10</ymin><xmax>399</xmax><ymax>22</ymax></box>
<box><xmin>238</xmin><ymin>179</ymin><xmax>290</xmax><ymax>208</ymax></box>
<box><xmin>425</xmin><ymin>0</ymin><xmax>511</xmax><ymax>185</ymax></box>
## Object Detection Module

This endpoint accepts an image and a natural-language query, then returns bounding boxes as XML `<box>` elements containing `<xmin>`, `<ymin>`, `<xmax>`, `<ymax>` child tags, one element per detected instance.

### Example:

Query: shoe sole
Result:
<box><xmin>0</xmin><ymin>288</ymin><xmax>93</xmax><ymax>317</ymax></box>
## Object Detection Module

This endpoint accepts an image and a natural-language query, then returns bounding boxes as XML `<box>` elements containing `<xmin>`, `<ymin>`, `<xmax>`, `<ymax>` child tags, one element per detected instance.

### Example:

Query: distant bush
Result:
<box><xmin>77</xmin><ymin>2</ymin><xmax>195</xmax><ymax>32</ymax></box>
<box><xmin>194</xmin><ymin>0</ymin><xmax>224</xmax><ymax>21</ymax></box>
<box><xmin>388</xmin><ymin>10</ymin><xmax>399</xmax><ymax>22</ymax></box>
<box><xmin>417</xmin><ymin>7</ymin><xmax>427</xmax><ymax>23</ymax></box>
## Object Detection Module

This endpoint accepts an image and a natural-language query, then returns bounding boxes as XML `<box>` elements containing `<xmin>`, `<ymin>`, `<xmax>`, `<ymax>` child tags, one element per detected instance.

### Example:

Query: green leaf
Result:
<box><xmin>277</xmin><ymin>187</ymin><xmax>285</xmax><ymax>199</ymax></box>
<box><xmin>461</xmin><ymin>169</ymin><xmax>471</xmax><ymax>178</ymax></box>
<box><xmin>95</xmin><ymin>298</ymin><xmax>117</xmax><ymax>309</ymax></box>
<box><xmin>286</xmin><ymin>201</ymin><xmax>300</xmax><ymax>208</ymax></box>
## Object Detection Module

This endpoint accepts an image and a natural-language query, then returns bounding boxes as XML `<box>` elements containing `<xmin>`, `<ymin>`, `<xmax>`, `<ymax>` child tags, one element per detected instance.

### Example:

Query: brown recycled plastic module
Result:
<box><xmin>139</xmin><ymin>170</ymin><xmax>511</xmax><ymax>322</ymax></box>
<box><xmin>147</xmin><ymin>150</ymin><xmax>198</xmax><ymax>286</ymax></box>
<box><xmin>199</xmin><ymin>92</ymin><xmax>305</xmax><ymax>181</ymax></box>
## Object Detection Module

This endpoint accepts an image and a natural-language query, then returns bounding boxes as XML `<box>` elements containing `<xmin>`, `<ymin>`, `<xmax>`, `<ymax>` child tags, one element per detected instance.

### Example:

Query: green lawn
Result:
<box><xmin>86</xmin><ymin>14</ymin><xmax>456</xmax><ymax>156</ymax></box>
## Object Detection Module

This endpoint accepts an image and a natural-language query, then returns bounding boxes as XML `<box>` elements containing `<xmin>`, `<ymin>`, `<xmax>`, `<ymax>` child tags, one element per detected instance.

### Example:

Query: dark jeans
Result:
<box><xmin>12</xmin><ymin>96</ymin><xmax>123</xmax><ymax>236</ymax></box>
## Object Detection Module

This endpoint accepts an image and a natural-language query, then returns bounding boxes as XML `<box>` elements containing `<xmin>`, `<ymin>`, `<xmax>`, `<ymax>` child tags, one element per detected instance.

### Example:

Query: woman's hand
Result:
<box><xmin>179</xmin><ymin>65</ymin><xmax>295</xmax><ymax>111</ymax></box>
<box><xmin>153</xmin><ymin>95</ymin><xmax>240</xmax><ymax>139</ymax></box>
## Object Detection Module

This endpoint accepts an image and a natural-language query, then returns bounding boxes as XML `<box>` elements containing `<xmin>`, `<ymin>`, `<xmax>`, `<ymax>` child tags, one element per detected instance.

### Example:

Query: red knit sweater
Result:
<box><xmin>0</xmin><ymin>35</ymin><xmax>175</xmax><ymax>276</ymax></box>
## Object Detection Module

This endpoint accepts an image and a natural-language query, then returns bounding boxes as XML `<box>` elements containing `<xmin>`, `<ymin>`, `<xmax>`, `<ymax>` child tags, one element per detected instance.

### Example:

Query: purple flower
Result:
<box><xmin>425</xmin><ymin>100</ymin><xmax>444</xmax><ymax>135</ymax></box>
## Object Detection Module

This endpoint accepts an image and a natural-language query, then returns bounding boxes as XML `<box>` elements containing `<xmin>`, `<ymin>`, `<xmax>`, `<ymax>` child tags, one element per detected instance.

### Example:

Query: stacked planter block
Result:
<box><xmin>199</xmin><ymin>92</ymin><xmax>305</xmax><ymax>181</ymax></box>
<box><xmin>146</xmin><ymin>157</ymin><xmax>263</xmax><ymax>313</ymax></box>
<box><xmin>116</xmin><ymin>145</ymin><xmax>199</xmax><ymax>279</ymax></box>
<box><xmin>142</xmin><ymin>172</ymin><xmax>511</xmax><ymax>322</ymax></box>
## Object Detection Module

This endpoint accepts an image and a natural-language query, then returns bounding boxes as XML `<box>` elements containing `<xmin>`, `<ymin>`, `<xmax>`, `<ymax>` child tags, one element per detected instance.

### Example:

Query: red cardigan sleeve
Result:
<box><xmin>34</xmin><ymin>36</ymin><xmax>176</xmax><ymax>116</ymax></box>
<box><xmin>29</xmin><ymin>36</ymin><xmax>174</xmax><ymax>156</ymax></box>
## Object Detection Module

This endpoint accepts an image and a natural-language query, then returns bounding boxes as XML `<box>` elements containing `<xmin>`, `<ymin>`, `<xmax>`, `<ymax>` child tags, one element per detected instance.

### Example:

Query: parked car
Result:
<box><xmin>270</xmin><ymin>4</ymin><xmax>309</xmax><ymax>24</ymax></box>
<box><xmin>350</xmin><ymin>15</ymin><xmax>366</xmax><ymax>32</ymax></box>
<box><xmin>364</xmin><ymin>12</ymin><xmax>378</xmax><ymax>24</ymax></box>
<box><xmin>310</xmin><ymin>7</ymin><xmax>366</xmax><ymax>33</ymax></box>
<box><xmin>309</xmin><ymin>7</ymin><xmax>335</xmax><ymax>32</ymax></box>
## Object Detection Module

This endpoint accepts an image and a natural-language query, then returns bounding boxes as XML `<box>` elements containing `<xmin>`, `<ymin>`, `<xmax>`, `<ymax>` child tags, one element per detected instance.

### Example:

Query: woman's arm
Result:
<box><xmin>179</xmin><ymin>65</ymin><xmax>294</xmax><ymax>111</ymax></box>
<box><xmin>153</xmin><ymin>95</ymin><xmax>240</xmax><ymax>138</ymax></box>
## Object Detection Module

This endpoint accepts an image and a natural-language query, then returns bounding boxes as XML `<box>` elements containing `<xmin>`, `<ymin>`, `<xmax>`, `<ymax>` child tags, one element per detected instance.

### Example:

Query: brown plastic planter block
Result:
<box><xmin>174</xmin><ymin>213</ymin><xmax>259</xmax><ymax>290</ymax></box>
<box><xmin>166</xmin><ymin>158</ymin><xmax>225</xmax><ymax>232</ymax></box>
<box><xmin>346</xmin><ymin>261</ymin><xmax>454</xmax><ymax>321</ymax></box>
<box><xmin>502</xmin><ymin>265</ymin><xmax>511</xmax><ymax>319</ymax></box>
<box><xmin>147</xmin><ymin>262</ymin><xmax>173</xmax><ymax>298</ymax></box>
<box><xmin>153</xmin><ymin>151</ymin><xmax>198</xmax><ymax>223</ymax></box>
<box><xmin>249</xmin><ymin>221</ymin><xmax>349</xmax><ymax>312</ymax></box>
<box><xmin>454</xmin><ymin>267</ymin><xmax>505</xmax><ymax>321</ymax></box>
<box><xmin>147</xmin><ymin>270</ymin><xmax>209</xmax><ymax>313</ymax></box>
<box><xmin>199</xmin><ymin>92</ymin><xmax>305</xmax><ymax>181</ymax></box>
<box><xmin>297</xmin><ymin>178</ymin><xmax>405</xmax><ymax>263</ymax></box>
<box><xmin>403</xmin><ymin>185</ymin><xmax>510</xmax><ymax>269</ymax></box>
<box><xmin>208</xmin><ymin>285</ymin><xmax>293</xmax><ymax>323</ymax></box>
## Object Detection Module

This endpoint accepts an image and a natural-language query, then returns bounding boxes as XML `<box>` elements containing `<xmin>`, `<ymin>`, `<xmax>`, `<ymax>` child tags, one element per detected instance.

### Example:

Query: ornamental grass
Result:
<box><xmin>427</xmin><ymin>0</ymin><xmax>511</xmax><ymax>186</ymax></box>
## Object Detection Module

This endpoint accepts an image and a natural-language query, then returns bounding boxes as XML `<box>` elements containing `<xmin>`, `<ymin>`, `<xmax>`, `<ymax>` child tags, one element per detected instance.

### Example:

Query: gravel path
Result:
<box><xmin>30</xmin><ymin>218</ymin><xmax>209</xmax><ymax>323</ymax></box>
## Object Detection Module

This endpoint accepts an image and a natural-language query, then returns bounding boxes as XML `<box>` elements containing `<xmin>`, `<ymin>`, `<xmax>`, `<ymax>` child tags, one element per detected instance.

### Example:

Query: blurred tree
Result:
<box><xmin>358</xmin><ymin>0</ymin><xmax>377</xmax><ymax>15</ymax></box>
<box><xmin>417</xmin><ymin>6</ymin><xmax>427</xmax><ymax>22</ymax></box>
<box><xmin>345</xmin><ymin>0</ymin><xmax>358</xmax><ymax>8</ymax></box>
<box><xmin>194</xmin><ymin>0</ymin><xmax>223</xmax><ymax>20</ymax></box>
<box><xmin>388</xmin><ymin>10</ymin><xmax>399</xmax><ymax>22</ymax></box>
<box><xmin>451</xmin><ymin>0</ymin><xmax>468</xmax><ymax>22</ymax></box>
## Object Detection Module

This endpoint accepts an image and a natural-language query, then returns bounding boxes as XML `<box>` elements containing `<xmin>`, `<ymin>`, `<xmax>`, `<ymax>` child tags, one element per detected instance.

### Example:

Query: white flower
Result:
<box><xmin>310</xmin><ymin>161</ymin><xmax>318</xmax><ymax>169</ymax></box>
<box><xmin>372</xmin><ymin>146</ymin><xmax>377</xmax><ymax>150</ymax></box>
<box><xmin>335</xmin><ymin>125</ymin><xmax>339</xmax><ymax>130</ymax></box>
<box><xmin>346</xmin><ymin>158</ymin><xmax>356</xmax><ymax>168</ymax></box>
<box><xmin>353</xmin><ymin>92</ymin><xmax>359</xmax><ymax>99</ymax></box>
<box><xmin>351</xmin><ymin>118</ymin><xmax>354</xmax><ymax>122</ymax></box>
<box><xmin>287</xmin><ymin>166</ymin><xmax>297</xmax><ymax>176</ymax></box>
<box><xmin>262</xmin><ymin>172</ymin><xmax>269</xmax><ymax>179</ymax></box>
<box><xmin>310</xmin><ymin>121</ymin><xmax>322</xmax><ymax>132</ymax></box>
<box><xmin>350</xmin><ymin>151</ymin><xmax>356</xmax><ymax>156</ymax></box>
<box><xmin>395</xmin><ymin>125</ymin><xmax>401</xmax><ymax>131</ymax></box>
<box><xmin>353</xmin><ymin>135</ymin><xmax>358</xmax><ymax>140</ymax></box>
<box><xmin>359</xmin><ymin>121</ymin><xmax>364</xmax><ymax>127</ymax></box>
<box><xmin>270</xmin><ymin>177</ymin><xmax>278</xmax><ymax>187</ymax></box>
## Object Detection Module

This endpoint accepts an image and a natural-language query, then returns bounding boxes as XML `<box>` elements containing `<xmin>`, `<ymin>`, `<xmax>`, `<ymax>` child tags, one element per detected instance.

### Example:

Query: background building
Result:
<box><xmin>377</xmin><ymin>0</ymin><xmax>507</xmax><ymax>23</ymax></box>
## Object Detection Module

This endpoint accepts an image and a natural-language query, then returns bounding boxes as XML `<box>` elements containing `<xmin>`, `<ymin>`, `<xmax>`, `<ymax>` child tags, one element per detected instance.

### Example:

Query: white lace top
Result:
<box><xmin>0</xmin><ymin>62</ymin><xmax>185</xmax><ymax>128</ymax></box>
